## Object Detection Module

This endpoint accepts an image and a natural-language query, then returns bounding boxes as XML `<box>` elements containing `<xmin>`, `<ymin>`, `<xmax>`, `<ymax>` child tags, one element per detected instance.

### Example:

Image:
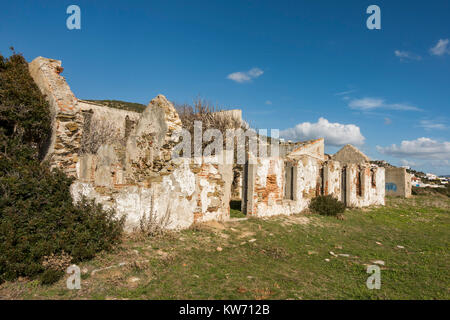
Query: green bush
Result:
<box><xmin>39</xmin><ymin>269</ymin><xmax>64</xmax><ymax>286</ymax></box>
<box><xmin>0</xmin><ymin>49</ymin><xmax>51</xmax><ymax>151</ymax></box>
<box><xmin>309</xmin><ymin>195</ymin><xmax>346</xmax><ymax>216</ymax></box>
<box><xmin>0</xmin><ymin>50</ymin><xmax>124</xmax><ymax>283</ymax></box>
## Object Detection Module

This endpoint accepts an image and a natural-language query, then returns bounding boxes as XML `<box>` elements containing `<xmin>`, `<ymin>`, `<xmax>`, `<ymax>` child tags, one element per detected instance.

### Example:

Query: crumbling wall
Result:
<box><xmin>346</xmin><ymin>164</ymin><xmax>385</xmax><ymax>207</ymax></box>
<box><xmin>30</xmin><ymin>56</ymin><xmax>386</xmax><ymax>229</ymax></box>
<box><xmin>247</xmin><ymin>154</ymin><xmax>322</xmax><ymax>217</ymax></box>
<box><xmin>287</xmin><ymin>138</ymin><xmax>325</xmax><ymax>160</ymax></box>
<box><xmin>72</xmin><ymin>154</ymin><xmax>231</xmax><ymax>230</ymax></box>
<box><xmin>71</xmin><ymin>95</ymin><xmax>233</xmax><ymax>230</ymax></box>
<box><xmin>332</xmin><ymin>144</ymin><xmax>370</xmax><ymax>164</ymax></box>
<box><xmin>29</xmin><ymin>57</ymin><xmax>84</xmax><ymax>177</ymax></box>
<box><xmin>78</xmin><ymin>100</ymin><xmax>141</xmax><ymax>141</ymax></box>
<box><xmin>30</xmin><ymin>57</ymin><xmax>232</xmax><ymax>231</ymax></box>
<box><xmin>244</xmin><ymin>141</ymin><xmax>385</xmax><ymax>217</ymax></box>
<box><xmin>323</xmin><ymin>160</ymin><xmax>341</xmax><ymax>200</ymax></box>
<box><xmin>385</xmin><ymin>167</ymin><xmax>412</xmax><ymax>198</ymax></box>
<box><xmin>369</xmin><ymin>167</ymin><xmax>386</xmax><ymax>205</ymax></box>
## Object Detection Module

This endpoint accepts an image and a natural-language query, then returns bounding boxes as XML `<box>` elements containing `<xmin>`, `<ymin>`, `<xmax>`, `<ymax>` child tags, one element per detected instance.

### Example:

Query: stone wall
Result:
<box><xmin>332</xmin><ymin>144</ymin><xmax>370</xmax><ymax>164</ymax></box>
<box><xmin>287</xmin><ymin>138</ymin><xmax>325</xmax><ymax>160</ymax></box>
<box><xmin>323</xmin><ymin>160</ymin><xmax>342</xmax><ymax>201</ymax></box>
<box><xmin>243</xmin><ymin>140</ymin><xmax>385</xmax><ymax>217</ymax></box>
<box><xmin>385</xmin><ymin>167</ymin><xmax>412</xmax><ymax>198</ymax></box>
<box><xmin>78</xmin><ymin>100</ymin><xmax>141</xmax><ymax>141</ymax></box>
<box><xmin>29</xmin><ymin>56</ymin><xmax>386</xmax><ymax>229</ymax></box>
<box><xmin>30</xmin><ymin>57</ymin><xmax>232</xmax><ymax>231</ymax></box>
<box><xmin>71</xmin><ymin>95</ymin><xmax>233</xmax><ymax>230</ymax></box>
<box><xmin>346</xmin><ymin>164</ymin><xmax>385</xmax><ymax>207</ymax></box>
<box><xmin>72</xmin><ymin>155</ymin><xmax>232</xmax><ymax>230</ymax></box>
<box><xmin>29</xmin><ymin>57</ymin><xmax>84</xmax><ymax>177</ymax></box>
<box><xmin>244</xmin><ymin>153</ymin><xmax>323</xmax><ymax>217</ymax></box>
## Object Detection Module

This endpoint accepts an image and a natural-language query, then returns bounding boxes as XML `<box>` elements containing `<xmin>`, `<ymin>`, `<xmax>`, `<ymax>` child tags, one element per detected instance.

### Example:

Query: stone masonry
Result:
<box><xmin>29</xmin><ymin>56</ymin><xmax>386</xmax><ymax>231</ymax></box>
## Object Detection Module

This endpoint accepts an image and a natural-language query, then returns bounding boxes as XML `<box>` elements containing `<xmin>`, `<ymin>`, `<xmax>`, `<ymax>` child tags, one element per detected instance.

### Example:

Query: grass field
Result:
<box><xmin>0</xmin><ymin>194</ymin><xmax>448</xmax><ymax>300</ymax></box>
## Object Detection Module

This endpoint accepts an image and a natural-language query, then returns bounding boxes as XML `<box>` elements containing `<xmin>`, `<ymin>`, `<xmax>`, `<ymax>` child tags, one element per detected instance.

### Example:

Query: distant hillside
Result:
<box><xmin>371</xmin><ymin>160</ymin><xmax>426</xmax><ymax>177</ymax></box>
<box><xmin>83</xmin><ymin>99</ymin><xmax>146</xmax><ymax>113</ymax></box>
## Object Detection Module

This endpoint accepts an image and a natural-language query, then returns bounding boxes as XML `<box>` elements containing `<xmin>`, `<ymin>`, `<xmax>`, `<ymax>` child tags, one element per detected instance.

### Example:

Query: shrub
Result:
<box><xmin>0</xmin><ymin>50</ymin><xmax>125</xmax><ymax>283</ymax></box>
<box><xmin>80</xmin><ymin>117</ymin><xmax>122</xmax><ymax>154</ymax></box>
<box><xmin>412</xmin><ymin>185</ymin><xmax>450</xmax><ymax>197</ymax></box>
<box><xmin>309</xmin><ymin>195</ymin><xmax>346</xmax><ymax>216</ymax></box>
<box><xmin>40</xmin><ymin>269</ymin><xmax>64</xmax><ymax>285</ymax></box>
<box><xmin>0</xmin><ymin>153</ymin><xmax>125</xmax><ymax>281</ymax></box>
<box><xmin>0</xmin><ymin>49</ymin><xmax>51</xmax><ymax>154</ymax></box>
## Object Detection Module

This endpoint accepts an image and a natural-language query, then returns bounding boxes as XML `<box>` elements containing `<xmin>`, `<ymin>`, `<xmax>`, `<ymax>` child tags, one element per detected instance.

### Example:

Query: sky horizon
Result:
<box><xmin>1</xmin><ymin>0</ymin><xmax>449</xmax><ymax>175</ymax></box>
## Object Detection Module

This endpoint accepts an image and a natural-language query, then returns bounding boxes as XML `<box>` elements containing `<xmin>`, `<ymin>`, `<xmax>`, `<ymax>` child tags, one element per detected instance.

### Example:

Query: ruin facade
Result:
<box><xmin>242</xmin><ymin>141</ymin><xmax>385</xmax><ymax>217</ymax></box>
<box><xmin>29</xmin><ymin>57</ymin><xmax>233</xmax><ymax>230</ymax></box>
<box><xmin>29</xmin><ymin>56</ymin><xmax>386</xmax><ymax>230</ymax></box>
<box><xmin>385</xmin><ymin>167</ymin><xmax>412</xmax><ymax>198</ymax></box>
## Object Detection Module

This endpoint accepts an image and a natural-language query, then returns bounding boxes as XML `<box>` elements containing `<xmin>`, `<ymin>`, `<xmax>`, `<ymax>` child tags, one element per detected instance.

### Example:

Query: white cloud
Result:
<box><xmin>400</xmin><ymin>159</ymin><xmax>418</xmax><ymax>167</ymax></box>
<box><xmin>335</xmin><ymin>89</ymin><xmax>356</xmax><ymax>96</ymax></box>
<box><xmin>248</xmin><ymin>68</ymin><xmax>263</xmax><ymax>77</ymax></box>
<box><xmin>280</xmin><ymin>117</ymin><xmax>365</xmax><ymax>146</ymax></box>
<box><xmin>377</xmin><ymin>137</ymin><xmax>450</xmax><ymax>160</ymax></box>
<box><xmin>348</xmin><ymin>97</ymin><xmax>421</xmax><ymax>111</ymax></box>
<box><xmin>430</xmin><ymin>39</ymin><xmax>450</xmax><ymax>56</ymax></box>
<box><xmin>418</xmin><ymin>120</ymin><xmax>447</xmax><ymax>130</ymax></box>
<box><xmin>394</xmin><ymin>50</ymin><xmax>422</xmax><ymax>61</ymax></box>
<box><xmin>349</xmin><ymin>97</ymin><xmax>383</xmax><ymax>110</ymax></box>
<box><xmin>430</xmin><ymin>159</ymin><xmax>450</xmax><ymax>168</ymax></box>
<box><xmin>227</xmin><ymin>68</ymin><xmax>264</xmax><ymax>83</ymax></box>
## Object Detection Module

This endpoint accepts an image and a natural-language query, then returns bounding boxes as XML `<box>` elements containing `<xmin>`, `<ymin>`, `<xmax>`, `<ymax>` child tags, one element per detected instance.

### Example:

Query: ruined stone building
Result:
<box><xmin>385</xmin><ymin>167</ymin><xmax>412</xmax><ymax>198</ymax></box>
<box><xmin>28</xmin><ymin>56</ymin><xmax>385</xmax><ymax>230</ymax></box>
<box><xmin>241</xmin><ymin>140</ymin><xmax>385</xmax><ymax>217</ymax></box>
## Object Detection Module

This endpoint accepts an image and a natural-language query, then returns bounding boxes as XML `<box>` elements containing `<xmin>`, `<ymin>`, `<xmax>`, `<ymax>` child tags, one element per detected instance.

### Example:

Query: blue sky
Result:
<box><xmin>1</xmin><ymin>0</ymin><xmax>449</xmax><ymax>174</ymax></box>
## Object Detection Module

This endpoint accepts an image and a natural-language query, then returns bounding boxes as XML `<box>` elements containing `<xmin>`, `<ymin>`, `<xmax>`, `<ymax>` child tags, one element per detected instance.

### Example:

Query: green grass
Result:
<box><xmin>0</xmin><ymin>195</ymin><xmax>448</xmax><ymax>300</ymax></box>
<box><xmin>82</xmin><ymin>99</ymin><xmax>146</xmax><ymax>113</ymax></box>
<box><xmin>230</xmin><ymin>200</ymin><xmax>246</xmax><ymax>218</ymax></box>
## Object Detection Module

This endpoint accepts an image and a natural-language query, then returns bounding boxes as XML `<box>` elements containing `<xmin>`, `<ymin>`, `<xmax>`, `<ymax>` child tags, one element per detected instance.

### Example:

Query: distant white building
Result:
<box><xmin>426</xmin><ymin>173</ymin><xmax>438</xmax><ymax>180</ymax></box>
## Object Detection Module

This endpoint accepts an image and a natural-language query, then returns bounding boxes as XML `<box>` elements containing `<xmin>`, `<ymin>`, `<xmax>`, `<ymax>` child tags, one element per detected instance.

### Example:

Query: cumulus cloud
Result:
<box><xmin>348</xmin><ymin>97</ymin><xmax>421</xmax><ymax>111</ymax></box>
<box><xmin>227</xmin><ymin>68</ymin><xmax>264</xmax><ymax>83</ymax></box>
<box><xmin>394</xmin><ymin>50</ymin><xmax>422</xmax><ymax>61</ymax></box>
<box><xmin>280</xmin><ymin>117</ymin><xmax>365</xmax><ymax>146</ymax></box>
<box><xmin>430</xmin><ymin>39</ymin><xmax>450</xmax><ymax>56</ymax></box>
<box><xmin>377</xmin><ymin>137</ymin><xmax>450</xmax><ymax>160</ymax></box>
